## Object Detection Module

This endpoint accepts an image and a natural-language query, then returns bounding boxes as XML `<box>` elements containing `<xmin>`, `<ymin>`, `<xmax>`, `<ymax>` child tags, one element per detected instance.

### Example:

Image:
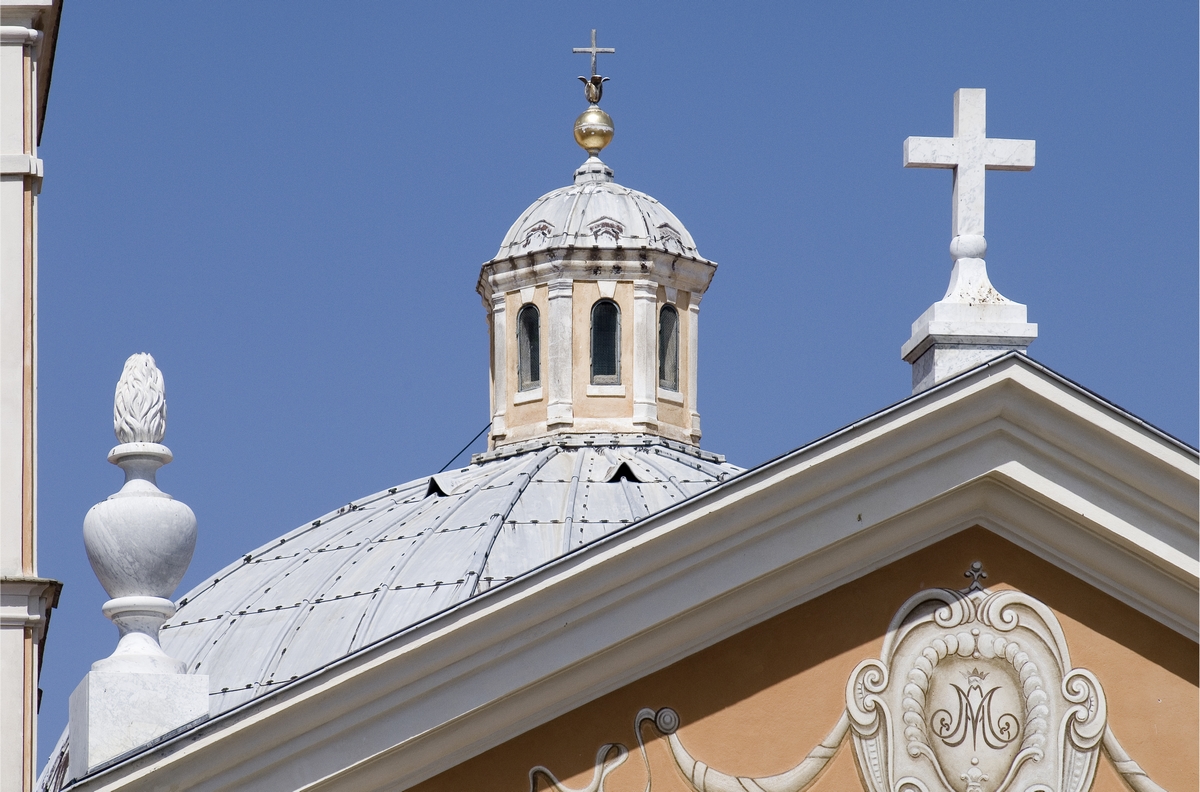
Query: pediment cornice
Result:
<box><xmin>65</xmin><ymin>355</ymin><xmax>1197</xmax><ymax>792</ymax></box>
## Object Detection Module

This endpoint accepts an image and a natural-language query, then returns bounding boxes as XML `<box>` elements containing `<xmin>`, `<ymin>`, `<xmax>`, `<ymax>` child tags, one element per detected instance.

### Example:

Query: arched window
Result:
<box><xmin>658</xmin><ymin>304</ymin><xmax>680</xmax><ymax>391</ymax></box>
<box><xmin>517</xmin><ymin>304</ymin><xmax>540</xmax><ymax>391</ymax></box>
<box><xmin>590</xmin><ymin>300</ymin><xmax>620</xmax><ymax>384</ymax></box>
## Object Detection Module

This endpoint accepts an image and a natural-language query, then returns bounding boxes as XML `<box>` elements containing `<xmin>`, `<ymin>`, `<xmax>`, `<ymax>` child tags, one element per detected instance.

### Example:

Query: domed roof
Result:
<box><xmin>159</xmin><ymin>435</ymin><xmax>739</xmax><ymax>716</ymax></box>
<box><xmin>493</xmin><ymin>157</ymin><xmax>703</xmax><ymax>261</ymax></box>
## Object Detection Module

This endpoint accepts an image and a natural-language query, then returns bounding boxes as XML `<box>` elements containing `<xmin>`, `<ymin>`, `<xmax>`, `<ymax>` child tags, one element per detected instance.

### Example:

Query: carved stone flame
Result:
<box><xmin>114</xmin><ymin>353</ymin><xmax>166</xmax><ymax>443</ymax></box>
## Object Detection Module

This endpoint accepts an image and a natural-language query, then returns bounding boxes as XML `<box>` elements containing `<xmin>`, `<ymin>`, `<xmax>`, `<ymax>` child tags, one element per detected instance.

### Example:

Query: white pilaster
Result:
<box><xmin>546</xmin><ymin>279</ymin><xmax>573</xmax><ymax>429</ymax></box>
<box><xmin>686</xmin><ymin>294</ymin><xmax>701</xmax><ymax>438</ymax></box>
<box><xmin>0</xmin><ymin>6</ymin><xmax>58</xmax><ymax>789</ymax></box>
<box><xmin>631</xmin><ymin>281</ymin><xmax>658</xmax><ymax>428</ymax></box>
<box><xmin>490</xmin><ymin>293</ymin><xmax>507</xmax><ymax>441</ymax></box>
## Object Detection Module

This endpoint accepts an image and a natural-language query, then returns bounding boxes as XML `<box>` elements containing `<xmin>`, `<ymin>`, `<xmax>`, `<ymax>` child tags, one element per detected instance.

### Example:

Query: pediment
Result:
<box><xmin>60</xmin><ymin>355</ymin><xmax>1197</xmax><ymax>792</ymax></box>
<box><xmin>440</xmin><ymin>533</ymin><xmax>1195</xmax><ymax>792</ymax></box>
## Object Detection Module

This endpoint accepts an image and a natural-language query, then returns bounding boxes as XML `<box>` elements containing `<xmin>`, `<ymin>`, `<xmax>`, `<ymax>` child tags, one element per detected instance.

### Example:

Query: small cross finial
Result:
<box><xmin>903</xmin><ymin>89</ymin><xmax>1035</xmax><ymax>253</ymax></box>
<box><xmin>573</xmin><ymin>29</ymin><xmax>614</xmax><ymax>79</ymax></box>
<box><xmin>573</xmin><ymin>29</ymin><xmax>615</xmax><ymax>104</ymax></box>
<box><xmin>963</xmin><ymin>561</ymin><xmax>988</xmax><ymax>592</ymax></box>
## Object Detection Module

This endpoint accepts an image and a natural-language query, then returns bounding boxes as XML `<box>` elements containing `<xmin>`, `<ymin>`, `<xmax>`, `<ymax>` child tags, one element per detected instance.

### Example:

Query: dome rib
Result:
<box><xmin>560</xmin><ymin>449</ymin><xmax>588</xmax><ymax>555</ymax></box>
<box><xmin>349</xmin><ymin>456</ymin><xmax>532</xmax><ymax>652</ymax></box>
<box><xmin>158</xmin><ymin>436</ymin><xmax>740</xmax><ymax>717</ymax></box>
<box><xmin>467</xmin><ymin>446</ymin><xmax>561</xmax><ymax>596</ymax></box>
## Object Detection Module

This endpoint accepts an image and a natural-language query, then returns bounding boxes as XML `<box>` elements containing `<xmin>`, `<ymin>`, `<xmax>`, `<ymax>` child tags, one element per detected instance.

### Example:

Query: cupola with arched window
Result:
<box><xmin>475</xmin><ymin>98</ymin><xmax>717</xmax><ymax>450</ymax></box>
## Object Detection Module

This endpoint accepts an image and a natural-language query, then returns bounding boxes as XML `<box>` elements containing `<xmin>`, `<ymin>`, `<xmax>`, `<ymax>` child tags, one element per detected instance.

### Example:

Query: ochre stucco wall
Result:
<box><xmin>412</xmin><ymin>527</ymin><xmax>1198</xmax><ymax>792</ymax></box>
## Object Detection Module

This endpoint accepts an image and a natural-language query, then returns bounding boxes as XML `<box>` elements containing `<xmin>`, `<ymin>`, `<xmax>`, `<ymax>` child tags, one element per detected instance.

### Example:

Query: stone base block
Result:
<box><xmin>69</xmin><ymin>670</ymin><xmax>208</xmax><ymax>781</ymax></box>
<box><xmin>910</xmin><ymin>343</ymin><xmax>1030</xmax><ymax>394</ymax></box>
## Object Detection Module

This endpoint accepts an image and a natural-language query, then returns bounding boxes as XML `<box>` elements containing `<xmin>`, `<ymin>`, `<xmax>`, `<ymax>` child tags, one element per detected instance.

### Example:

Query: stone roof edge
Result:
<box><xmin>476</xmin><ymin>249</ymin><xmax>717</xmax><ymax>303</ymax></box>
<box><xmin>60</xmin><ymin>353</ymin><xmax>1199</xmax><ymax>792</ymax></box>
<box><xmin>468</xmin><ymin>432</ymin><xmax>728</xmax><ymax>465</ymax></box>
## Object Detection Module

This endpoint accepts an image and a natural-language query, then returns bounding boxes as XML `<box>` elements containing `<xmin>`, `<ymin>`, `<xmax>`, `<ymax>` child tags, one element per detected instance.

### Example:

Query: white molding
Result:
<box><xmin>512</xmin><ymin>387</ymin><xmax>542</xmax><ymax>405</ymax></box>
<box><xmin>477</xmin><ymin>251</ymin><xmax>716</xmax><ymax>304</ymax></box>
<box><xmin>586</xmin><ymin>384</ymin><xmax>625</xmax><ymax>397</ymax></box>
<box><xmin>657</xmin><ymin>387</ymin><xmax>683</xmax><ymax>404</ymax></box>
<box><xmin>632</xmin><ymin>281</ymin><xmax>658</xmax><ymax>427</ymax></box>
<box><xmin>0</xmin><ymin>153</ymin><xmax>42</xmax><ymax>176</ymax></box>
<box><xmin>66</xmin><ymin>357</ymin><xmax>1197</xmax><ymax>792</ymax></box>
<box><xmin>489</xmin><ymin>294</ymin><xmax>506</xmax><ymax>438</ymax></box>
<box><xmin>686</xmin><ymin>297</ymin><xmax>700</xmax><ymax>434</ymax></box>
<box><xmin>546</xmin><ymin>279</ymin><xmax>573</xmax><ymax>427</ymax></box>
<box><xmin>0</xmin><ymin>25</ymin><xmax>41</xmax><ymax>46</ymax></box>
<box><xmin>0</xmin><ymin>577</ymin><xmax>60</xmax><ymax>642</ymax></box>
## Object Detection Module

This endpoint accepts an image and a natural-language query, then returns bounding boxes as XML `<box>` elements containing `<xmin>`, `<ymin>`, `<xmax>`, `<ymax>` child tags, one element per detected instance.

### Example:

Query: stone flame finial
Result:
<box><xmin>114</xmin><ymin>352</ymin><xmax>166</xmax><ymax>443</ymax></box>
<box><xmin>70</xmin><ymin>354</ymin><xmax>207</xmax><ymax>781</ymax></box>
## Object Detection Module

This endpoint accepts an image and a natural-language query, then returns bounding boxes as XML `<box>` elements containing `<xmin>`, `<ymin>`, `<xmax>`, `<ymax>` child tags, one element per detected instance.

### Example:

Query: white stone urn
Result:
<box><xmin>83</xmin><ymin>443</ymin><xmax>195</xmax><ymax>601</ymax></box>
<box><xmin>81</xmin><ymin>354</ymin><xmax>197</xmax><ymax>674</ymax></box>
<box><xmin>70</xmin><ymin>354</ymin><xmax>209</xmax><ymax>780</ymax></box>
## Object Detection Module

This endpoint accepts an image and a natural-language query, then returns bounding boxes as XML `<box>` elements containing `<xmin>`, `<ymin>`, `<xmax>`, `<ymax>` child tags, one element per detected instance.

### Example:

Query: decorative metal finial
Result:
<box><xmin>963</xmin><ymin>561</ymin><xmax>988</xmax><ymax>591</ymax></box>
<box><xmin>573</xmin><ymin>29</ymin><xmax>614</xmax><ymax>105</ymax></box>
<box><xmin>571</xmin><ymin>29</ymin><xmax>616</xmax><ymax>157</ymax></box>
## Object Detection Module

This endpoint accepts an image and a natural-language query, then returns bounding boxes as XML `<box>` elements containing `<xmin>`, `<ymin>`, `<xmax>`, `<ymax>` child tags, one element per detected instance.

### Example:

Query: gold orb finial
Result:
<box><xmin>574</xmin><ymin>105</ymin><xmax>614</xmax><ymax>155</ymax></box>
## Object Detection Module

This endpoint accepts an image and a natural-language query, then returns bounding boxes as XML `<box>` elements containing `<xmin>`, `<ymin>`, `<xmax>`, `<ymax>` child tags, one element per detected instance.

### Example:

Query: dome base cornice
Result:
<box><xmin>476</xmin><ymin>247</ymin><xmax>716</xmax><ymax>304</ymax></box>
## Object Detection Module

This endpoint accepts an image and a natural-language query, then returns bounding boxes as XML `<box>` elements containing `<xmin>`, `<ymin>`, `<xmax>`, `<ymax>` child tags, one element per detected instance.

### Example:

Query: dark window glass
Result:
<box><xmin>591</xmin><ymin>300</ymin><xmax>620</xmax><ymax>384</ymax></box>
<box><xmin>659</xmin><ymin>304</ymin><xmax>680</xmax><ymax>391</ymax></box>
<box><xmin>517</xmin><ymin>304</ymin><xmax>540</xmax><ymax>390</ymax></box>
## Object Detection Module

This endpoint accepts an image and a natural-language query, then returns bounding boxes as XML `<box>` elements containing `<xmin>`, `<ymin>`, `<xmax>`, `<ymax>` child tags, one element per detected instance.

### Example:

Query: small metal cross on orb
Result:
<box><xmin>573</xmin><ymin>29</ymin><xmax>615</xmax><ymax>104</ymax></box>
<box><xmin>573</xmin><ymin>29</ymin><xmax>615</xmax><ymax>78</ymax></box>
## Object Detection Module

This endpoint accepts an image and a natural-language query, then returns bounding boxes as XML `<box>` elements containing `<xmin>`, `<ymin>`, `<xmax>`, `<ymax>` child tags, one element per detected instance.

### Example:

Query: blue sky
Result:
<box><xmin>34</xmin><ymin>2</ymin><xmax>1197</xmax><ymax>766</ymax></box>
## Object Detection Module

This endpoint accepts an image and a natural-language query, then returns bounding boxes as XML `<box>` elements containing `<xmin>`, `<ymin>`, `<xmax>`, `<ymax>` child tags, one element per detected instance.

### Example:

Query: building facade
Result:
<box><xmin>0</xmin><ymin>3</ymin><xmax>60</xmax><ymax>791</ymax></box>
<box><xmin>29</xmin><ymin>28</ymin><xmax>1200</xmax><ymax>792</ymax></box>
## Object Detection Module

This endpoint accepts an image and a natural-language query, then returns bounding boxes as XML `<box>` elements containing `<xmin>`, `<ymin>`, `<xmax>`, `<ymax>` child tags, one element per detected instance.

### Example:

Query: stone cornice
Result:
<box><xmin>0</xmin><ymin>576</ymin><xmax>61</xmax><ymax>641</ymax></box>
<box><xmin>477</xmin><ymin>248</ymin><xmax>717</xmax><ymax>303</ymax></box>
<box><xmin>59</xmin><ymin>355</ymin><xmax>1197</xmax><ymax>792</ymax></box>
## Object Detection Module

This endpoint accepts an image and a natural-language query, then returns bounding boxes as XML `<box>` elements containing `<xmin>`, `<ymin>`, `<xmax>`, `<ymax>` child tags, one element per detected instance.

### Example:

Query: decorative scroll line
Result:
<box><xmin>527</xmin><ymin>710</ymin><xmax>1169</xmax><ymax>792</ymax></box>
<box><xmin>529</xmin><ymin>743</ymin><xmax>628</xmax><ymax>792</ymax></box>
<box><xmin>527</xmin><ymin>708</ymin><xmax>849</xmax><ymax>792</ymax></box>
<box><xmin>654</xmin><ymin>709</ymin><xmax>850</xmax><ymax>792</ymax></box>
<box><xmin>1101</xmin><ymin>727</ymin><xmax>1167</xmax><ymax>792</ymax></box>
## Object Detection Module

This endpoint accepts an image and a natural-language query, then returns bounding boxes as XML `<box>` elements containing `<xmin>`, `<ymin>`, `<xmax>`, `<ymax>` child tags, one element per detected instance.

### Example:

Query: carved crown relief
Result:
<box><xmin>587</xmin><ymin>216</ymin><xmax>625</xmax><ymax>244</ymax></box>
<box><xmin>522</xmin><ymin>220</ymin><xmax>556</xmax><ymax>249</ymax></box>
<box><xmin>656</xmin><ymin>223</ymin><xmax>684</xmax><ymax>254</ymax></box>
<box><xmin>528</xmin><ymin>564</ymin><xmax>1167</xmax><ymax>792</ymax></box>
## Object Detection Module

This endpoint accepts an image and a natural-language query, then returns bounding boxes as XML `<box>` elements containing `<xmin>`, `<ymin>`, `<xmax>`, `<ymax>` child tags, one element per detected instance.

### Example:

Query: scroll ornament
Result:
<box><xmin>529</xmin><ymin>565</ymin><xmax>1166</xmax><ymax>792</ymax></box>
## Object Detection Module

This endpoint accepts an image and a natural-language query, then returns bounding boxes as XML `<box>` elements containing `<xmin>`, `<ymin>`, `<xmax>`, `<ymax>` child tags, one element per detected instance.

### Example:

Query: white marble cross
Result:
<box><xmin>904</xmin><ymin>88</ymin><xmax>1035</xmax><ymax>240</ymax></box>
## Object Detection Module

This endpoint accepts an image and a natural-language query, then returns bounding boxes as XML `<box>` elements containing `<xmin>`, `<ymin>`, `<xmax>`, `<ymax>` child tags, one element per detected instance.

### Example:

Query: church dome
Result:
<box><xmin>492</xmin><ymin>157</ymin><xmax>704</xmax><ymax>262</ymax></box>
<box><xmin>159</xmin><ymin>435</ymin><xmax>738</xmax><ymax>716</ymax></box>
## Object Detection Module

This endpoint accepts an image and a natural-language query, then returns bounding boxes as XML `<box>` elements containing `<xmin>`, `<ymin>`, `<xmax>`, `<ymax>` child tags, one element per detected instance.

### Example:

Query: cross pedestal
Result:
<box><xmin>901</xmin><ymin>89</ymin><xmax>1037</xmax><ymax>394</ymax></box>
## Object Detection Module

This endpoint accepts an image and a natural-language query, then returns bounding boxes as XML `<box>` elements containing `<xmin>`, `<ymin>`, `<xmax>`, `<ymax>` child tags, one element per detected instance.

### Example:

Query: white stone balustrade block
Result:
<box><xmin>69</xmin><ymin>671</ymin><xmax>209</xmax><ymax>780</ymax></box>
